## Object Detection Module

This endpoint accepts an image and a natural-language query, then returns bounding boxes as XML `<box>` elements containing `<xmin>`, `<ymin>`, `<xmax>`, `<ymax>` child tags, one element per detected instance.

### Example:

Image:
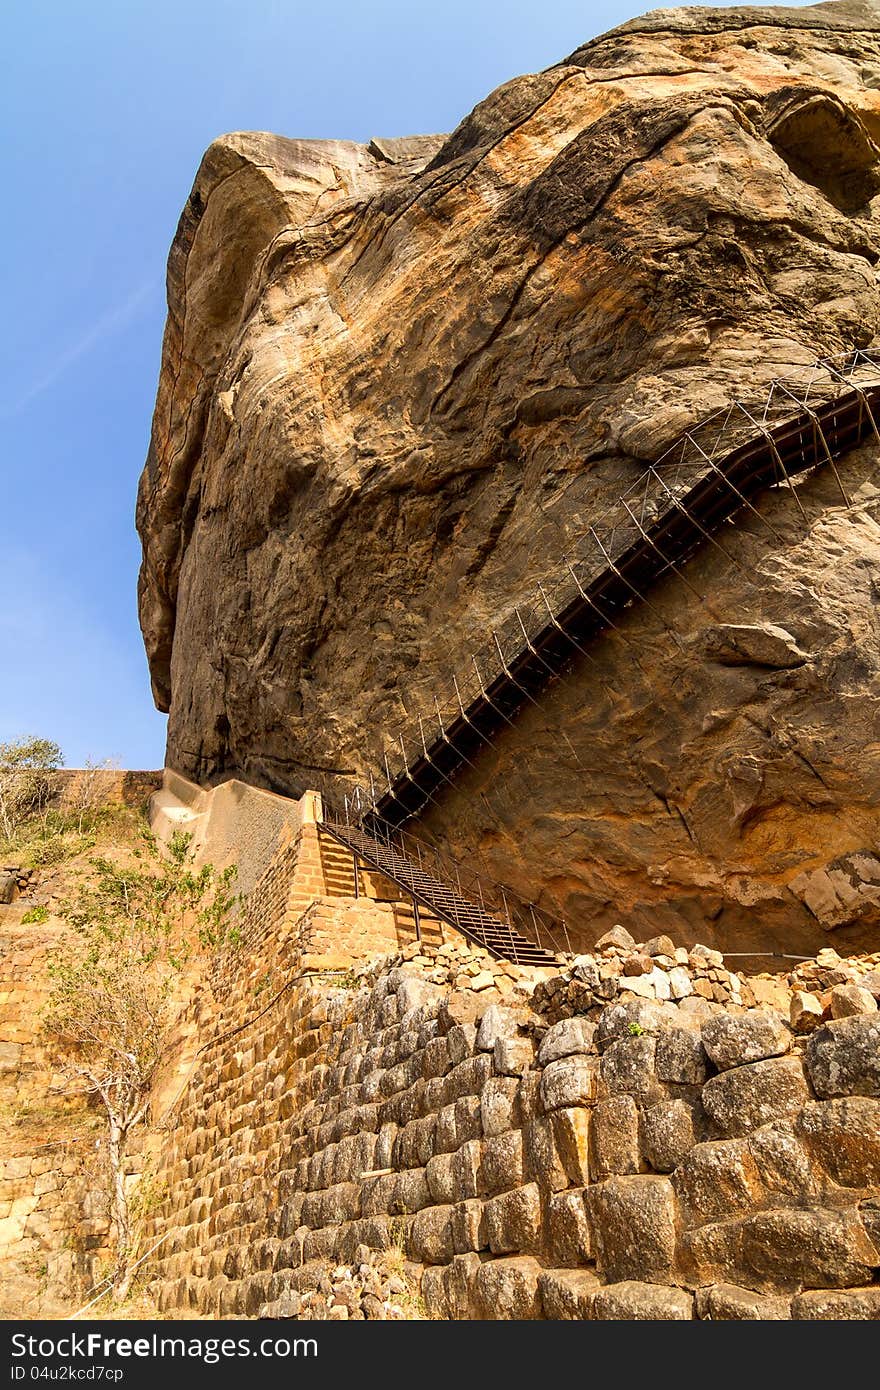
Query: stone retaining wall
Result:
<box><xmin>144</xmin><ymin>863</ymin><xmax>880</xmax><ymax>1319</ymax></box>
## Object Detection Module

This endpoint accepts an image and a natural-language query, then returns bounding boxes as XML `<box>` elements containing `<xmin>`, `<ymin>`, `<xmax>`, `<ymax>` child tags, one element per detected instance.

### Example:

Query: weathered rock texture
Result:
<box><xmin>138</xmin><ymin>2</ymin><xmax>880</xmax><ymax>950</ymax></box>
<box><xmin>142</xmin><ymin>818</ymin><xmax>880</xmax><ymax>1319</ymax></box>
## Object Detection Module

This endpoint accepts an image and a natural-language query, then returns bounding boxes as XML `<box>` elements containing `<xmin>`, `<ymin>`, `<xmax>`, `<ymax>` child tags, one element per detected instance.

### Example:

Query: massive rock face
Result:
<box><xmin>138</xmin><ymin>2</ymin><xmax>880</xmax><ymax>951</ymax></box>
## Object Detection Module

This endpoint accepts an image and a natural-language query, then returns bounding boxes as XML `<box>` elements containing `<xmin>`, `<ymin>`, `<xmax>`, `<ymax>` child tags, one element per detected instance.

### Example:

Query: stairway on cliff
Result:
<box><xmin>320</xmin><ymin>816</ymin><xmax>560</xmax><ymax>966</ymax></box>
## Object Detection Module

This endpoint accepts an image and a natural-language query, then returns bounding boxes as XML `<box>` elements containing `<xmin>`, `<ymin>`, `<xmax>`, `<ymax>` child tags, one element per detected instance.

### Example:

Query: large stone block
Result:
<box><xmin>538</xmin><ymin>1267</ymin><xmax>599</xmax><ymax>1319</ymax></box>
<box><xmin>701</xmin><ymin>1009</ymin><xmax>791</xmax><ymax>1071</ymax></box>
<box><xmin>476</xmin><ymin>1004</ymin><xmax>524</xmax><ymax>1052</ymax></box>
<box><xmin>654</xmin><ymin>1026</ymin><xmax>708</xmax><ymax>1086</ymax></box>
<box><xmin>538</xmin><ymin>1017</ymin><xmax>597</xmax><ymax>1066</ymax></box>
<box><xmin>640</xmin><ymin>1099</ymin><xmax>696</xmax><ymax>1172</ymax></box>
<box><xmin>451</xmin><ymin>1199</ymin><xmax>488</xmax><ymax>1254</ymax></box>
<box><xmin>483</xmin><ymin>1182</ymin><xmax>542</xmax><ymax>1254</ymax></box>
<box><xmin>702</xmin><ymin>1056</ymin><xmax>811</xmax><ymax>1138</ymax></box>
<box><xmin>453</xmin><ymin>1094</ymin><xmax>483</xmax><ymax>1145</ymax></box>
<box><xmin>674</xmin><ymin>1139</ymin><xmax>765</xmax><ymax>1227</ymax></box>
<box><xmin>480</xmin><ymin>1075</ymin><xmax>519</xmax><ymax>1137</ymax></box>
<box><xmin>600</xmin><ymin>1035</ymin><xmax>664</xmax><ymax>1102</ymax></box>
<box><xmin>596</xmin><ymin>999</ymin><xmax>677</xmax><ymax>1047</ymax></box>
<box><xmin>394</xmin><ymin>1115</ymin><xmax>437</xmax><ymax>1169</ymax></box>
<box><xmin>791</xmin><ymin>1287</ymin><xmax>880</xmax><ymax>1319</ymax></box>
<box><xmin>392</xmin><ymin>1168</ymin><xmax>432</xmax><ymax>1216</ymax></box>
<box><xmin>410</xmin><ymin>1204</ymin><xmax>455</xmax><ymax>1264</ymax></box>
<box><xmin>540</xmin><ymin>1056</ymin><xmax>600</xmax><ymax>1111</ymax></box>
<box><xmin>589</xmin><ymin>1096</ymin><xmax>641</xmax><ymax>1180</ymax></box>
<box><xmin>551</xmin><ymin>1107</ymin><xmax>591</xmax><ymax>1187</ymax></box>
<box><xmin>446</xmin><ymin>1023</ymin><xmax>477</xmax><ymax>1066</ymax></box>
<box><xmin>482</xmin><ymin>1130</ymin><xmax>525</xmax><ymax>1195</ymax></box>
<box><xmin>746</xmin><ymin>1119</ymin><xmax>820</xmax><ymax>1199</ymax></box>
<box><xmin>443</xmin><ymin>1251</ymin><xmax>482</xmax><ymax>1318</ymax></box>
<box><xmin>829</xmin><ymin>983</ymin><xmax>878</xmax><ymax>1019</ymax></box>
<box><xmin>797</xmin><ymin>1098</ymin><xmax>880</xmax><ymax>1187</ymax></box>
<box><xmin>435</xmin><ymin>1103</ymin><xmax>457</xmax><ymax>1154</ymax></box>
<box><xmin>451</xmin><ymin>1139</ymin><xmax>484</xmax><ymax>1200</ymax></box>
<box><xmin>523</xmin><ymin>1115</ymin><xmax>569</xmax><ymax>1193</ymax></box>
<box><xmin>420</xmin><ymin>1264</ymin><xmax>449</xmax><ymax>1318</ymax></box>
<box><xmin>739</xmin><ymin>1207</ymin><xmax>879</xmax><ymax>1291</ymax></box>
<box><xmin>590</xmin><ymin>1281</ymin><xmax>693</xmax><ymax>1320</ymax></box>
<box><xmin>426</xmin><ymin>1152</ymin><xmax>457</xmax><ymax>1205</ymax></box>
<box><xmin>422</xmin><ymin>1036</ymin><xmax>452</xmax><ymax>1079</ymax></box>
<box><xmin>494</xmin><ymin>1036</ymin><xmax>535</xmax><ymax>1076</ymax></box>
<box><xmin>587</xmin><ymin>1176</ymin><xmax>677</xmax><ymax>1284</ymax></box>
<box><xmin>474</xmin><ymin>1255</ymin><xmax>543</xmax><ymax>1319</ymax></box>
<box><xmin>695</xmin><ymin>1283</ymin><xmax>790</xmax><ymax>1320</ymax></box>
<box><xmin>547</xmin><ymin>1189</ymin><xmax>592</xmax><ymax>1266</ymax></box>
<box><xmin>805</xmin><ymin>1016</ymin><xmax>880</xmax><ymax>1098</ymax></box>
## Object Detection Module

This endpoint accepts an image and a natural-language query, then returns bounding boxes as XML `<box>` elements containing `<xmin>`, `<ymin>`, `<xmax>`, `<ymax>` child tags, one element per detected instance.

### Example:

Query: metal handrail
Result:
<box><xmin>321</xmin><ymin>350</ymin><xmax>880</xmax><ymax>814</ymax></box>
<box><xmin>324</xmin><ymin>793</ymin><xmax>567</xmax><ymax>958</ymax></box>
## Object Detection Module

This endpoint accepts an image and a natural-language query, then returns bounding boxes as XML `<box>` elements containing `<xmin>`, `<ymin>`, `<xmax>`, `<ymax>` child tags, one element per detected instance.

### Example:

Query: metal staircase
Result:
<box><xmin>339</xmin><ymin>352</ymin><xmax>880</xmax><ymax>830</ymax></box>
<box><xmin>313</xmin><ymin>351</ymin><xmax>880</xmax><ymax>965</ymax></box>
<box><xmin>320</xmin><ymin>812</ymin><xmax>562</xmax><ymax>966</ymax></box>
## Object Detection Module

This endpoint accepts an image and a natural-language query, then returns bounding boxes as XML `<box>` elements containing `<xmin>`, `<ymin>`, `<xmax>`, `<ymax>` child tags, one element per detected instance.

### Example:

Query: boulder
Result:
<box><xmin>702</xmin><ymin>1056</ymin><xmax>811</xmax><ymax>1138</ymax></box>
<box><xmin>538</xmin><ymin>1267</ymin><xmax>599</xmax><ymax>1319</ymax></box>
<box><xmin>695</xmin><ymin>1283</ymin><xmax>790</xmax><ymax>1320</ymax></box>
<box><xmin>540</xmin><ymin>1056</ymin><xmax>600</xmax><ymax>1111</ymax></box>
<box><xmin>587</xmin><ymin>1175</ymin><xmax>677</xmax><ymax>1284</ymax></box>
<box><xmin>639</xmin><ymin>1099</ymin><xmax>697</xmax><ymax>1173</ymax></box>
<box><xmin>590</xmin><ymin>1281</ymin><xmax>693</xmax><ymax>1320</ymax></box>
<box><xmin>797</xmin><ymin>1098</ymin><xmax>880</xmax><ymax>1187</ymax></box>
<box><xmin>537</xmin><ymin>1016</ymin><xmax>597</xmax><ymax>1065</ymax></box>
<box><xmin>474</xmin><ymin>1256</ymin><xmax>543</xmax><ymax>1319</ymax></box>
<box><xmin>829</xmin><ymin>983</ymin><xmax>878</xmax><ymax>1019</ymax></box>
<box><xmin>805</xmin><ymin>1015</ymin><xmax>880</xmax><ymax>1098</ymax></box>
<box><xmin>139</xmin><ymin>5</ymin><xmax>880</xmax><ymax>956</ymax></box>
<box><xmin>701</xmin><ymin>1009</ymin><xmax>791</xmax><ymax>1071</ymax></box>
<box><xmin>594</xmin><ymin>927</ymin><xmax>637</xmax><ymax>952</ymax></box>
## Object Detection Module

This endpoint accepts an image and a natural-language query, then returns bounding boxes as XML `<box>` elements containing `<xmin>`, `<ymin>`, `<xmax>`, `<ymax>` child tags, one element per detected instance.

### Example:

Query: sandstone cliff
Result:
<box><xmin>138</xmin><ymin>2</ymin><xmax>880</xmax><ymax>951</ymax></box>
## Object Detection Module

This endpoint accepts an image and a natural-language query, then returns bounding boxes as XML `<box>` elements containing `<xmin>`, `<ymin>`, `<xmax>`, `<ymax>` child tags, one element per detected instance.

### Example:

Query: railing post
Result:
<box><xmin>499</xmin><ymin>887</ymin><xmax>518</xmax><ymax>966</ymax></box>
<box><xmin>528</xmin><ymin>903</ymin><xmax>541</xmax><ymax>951</ymax></box>
<box><xmin>412</xmin><ymin>897</ymin><xmax>422</xmax><ymax>943</ymax></box>
<box><xmin>561</xmin><ymin>918</ymin><xmax>571</xmax><ymax>955</ymax></box>
<box><xmin>352</xmin><ymin>854</ymin><xmax>360</xmax><ymax>899</ymax></box>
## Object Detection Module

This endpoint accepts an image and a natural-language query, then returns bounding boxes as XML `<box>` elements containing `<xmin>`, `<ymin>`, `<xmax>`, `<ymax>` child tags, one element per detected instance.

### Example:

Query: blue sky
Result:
<box><xmin>0</xmin><ymin>0</ymin><xmax>802</xmax><ymax>769</ymax></box>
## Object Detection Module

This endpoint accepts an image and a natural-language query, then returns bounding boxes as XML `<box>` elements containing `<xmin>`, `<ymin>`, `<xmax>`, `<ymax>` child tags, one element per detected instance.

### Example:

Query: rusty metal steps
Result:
<box><xmin>320</xmin><ymin>819</ymin><xmax>557</xmax><ymax>965</ymax></box>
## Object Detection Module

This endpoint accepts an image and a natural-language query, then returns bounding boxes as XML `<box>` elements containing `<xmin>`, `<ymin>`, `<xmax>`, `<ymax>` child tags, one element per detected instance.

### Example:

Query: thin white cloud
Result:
<box><xmin>0</xmin><ymin>277</ymin><xmax>158</xmax><ymax>418</ymax></box>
